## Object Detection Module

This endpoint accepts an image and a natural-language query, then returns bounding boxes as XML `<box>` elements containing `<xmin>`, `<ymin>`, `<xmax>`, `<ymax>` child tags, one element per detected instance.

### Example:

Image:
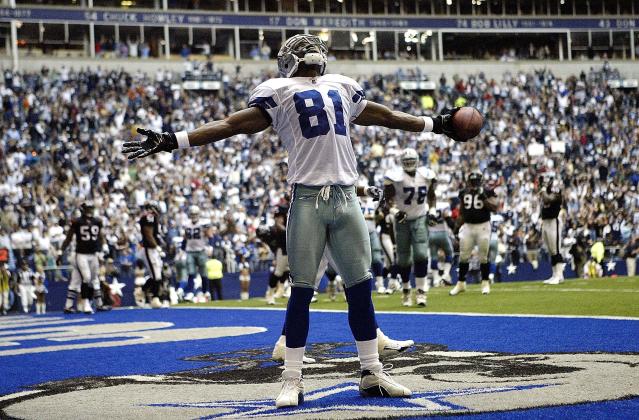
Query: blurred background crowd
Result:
<box><xmin>1</xmin><ymin>62</ymin><xmax>638</xmax><ymax>307</ymax></box>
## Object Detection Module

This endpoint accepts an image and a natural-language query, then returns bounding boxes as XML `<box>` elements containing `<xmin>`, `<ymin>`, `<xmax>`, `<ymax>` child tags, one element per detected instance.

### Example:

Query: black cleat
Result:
<box><xmin>64</xmin><ymin>307</ymin><xmax>78</xmax><ymax>314</ymax></box>
<box><xmin>96</xmin><ymin>305</ymin><xmax>112</xmax><ymax>312</ymax></box>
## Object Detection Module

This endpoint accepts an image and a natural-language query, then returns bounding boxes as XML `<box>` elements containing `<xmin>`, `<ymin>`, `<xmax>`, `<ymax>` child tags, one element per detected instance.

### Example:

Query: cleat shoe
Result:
<box><xmin>310</xmin><ymin>291</ymin><xmax>318</xmax><ymax>303</ymax></box>
<box><xmin>378</xmin><ymin>332</ymin><xmax>414</xmax><ymax>358</ymax></box>
<box><xmin>161</xmin><ymin>300</ymin><xmax>171</xmax><ymax>308</ymax></box>
<box><xmin>385</xmin><ymin>278</ymin><xmax>400</xmax><ymax>294</ymax></box>
<box><xmin>183</xmin><ymin>292</ymin><xmax>194</xmax><ymax>302</ymax></box>
<box><xmin>81</xmin><ymin>300</ymin><xmax>93</xmax><ymax>314</ymax></box>
<box><xmin>275</xmin><ymin>372</ymin><xmax>304</xmax><ymax>408</ymax></box>
<box><xmin>402</xmin><ymin>290</ymin><xmax>412</xmax><ymax>307</ymax></box>
<box><xmin>266</xmin><ymin>287</ymin><xmax>276</xmax><ymax>305</ymax></box>
<box><xmin>449</xmin><ymin>281</ymin><xmax>466</xmax><ymax>296</ymax></box>
<box><xmin>377</xmin><ymin>286</ymin><xmax>386</xmax><ymax>294</ymax></box>
<box><xmin>481</xmin><ymin>280</ymin><xmax>490</xmax><ymax>295</ymax></box>
<box><xmin>63</xmin><ymin>307</ymin><xmax>77</xmax><ymax>314</ymax></box>
<box><xmin>359</xmin><ymin>368</ymin><xmax>412</xmax><ymax>398</ymax></box>
<box><xmin>151</xmin><ymin>297</ymin><xmax>162</xmax><ymax>309</ymax></box>
<box><xmin>416</xmin><ymin>291</ymin><xmax>427</xmax><ymax>307</ymax></box>
<box><xmin>96</xmin><ymin>305</ymin><xmax>112</xmax><ymax>312</ymax></box>
<box><xmin>543</xmin><ymin>277</ymin><xmax>560</xmax><ymax>285</ymax></box>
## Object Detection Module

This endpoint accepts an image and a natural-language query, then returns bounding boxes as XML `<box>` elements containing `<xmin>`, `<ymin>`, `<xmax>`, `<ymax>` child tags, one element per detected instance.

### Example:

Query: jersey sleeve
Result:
<box><xmin>343</xmin><ymin>78</ymin><xmax>367</xmax><ymax>121</ymax></box>
<box><xmin>248</xmin><ymin>82</ymin><xmax>280</xmax><ymax>126</ymax></box>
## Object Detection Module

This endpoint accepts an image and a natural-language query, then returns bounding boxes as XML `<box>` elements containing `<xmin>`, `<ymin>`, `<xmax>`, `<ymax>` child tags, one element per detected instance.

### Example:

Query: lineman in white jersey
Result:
<box><xmin>182</xmin><ymin>205</ymin><xmax>210</xmax><ymax>300</ymax></box>
<box><xmin>384</xmin><ymin>149</ymin><xmax>436</xmax><ymax>307</ymax></box>
<box><xmin>124</xmin><ymin>34</ymin><xmax>468</xmax><ymax>408</ymax></box>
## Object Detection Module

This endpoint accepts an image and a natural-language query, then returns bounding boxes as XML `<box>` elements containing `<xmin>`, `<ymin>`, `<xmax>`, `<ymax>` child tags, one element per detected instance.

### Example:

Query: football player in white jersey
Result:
<box><xmin>124</xmin><ymin>34</ymin><xmax>467</xmax><ymax>408</ymax></box>
<box><xmin>384</xmin><ymin>148</ymin><xmax>436</xmax><ymax>307</ymax></box>
<box><xmin>182</xmin><ymin>205</ymin><xmax>211</xmax><ymax>301</ymax></box>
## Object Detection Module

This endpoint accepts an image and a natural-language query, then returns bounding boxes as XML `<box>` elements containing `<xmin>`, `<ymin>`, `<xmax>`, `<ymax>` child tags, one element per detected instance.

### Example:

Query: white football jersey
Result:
<box><xmin>183</xmin><ymin>220</ymin><xmax>209</xmax><ymax>252</ymax></box>
<box><xmin>248</xmin><ymin>74</ymin><xmax>367</xmax><ymax>186</ymax></box>
<box><xmin>385</xmin><ymin>167</ymin><xmax>434</xmax><ymax>221</ymax></box>
<box><xmin>360</xmin><ymin>196</ymin><xmax>378</xmax><ymax>233</ymax></box>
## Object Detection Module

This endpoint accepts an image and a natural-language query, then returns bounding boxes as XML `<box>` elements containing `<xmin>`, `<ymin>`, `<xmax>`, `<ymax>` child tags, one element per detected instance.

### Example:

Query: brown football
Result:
<box><xmin>451</xmin><ymin>107</ymin><xmax>483</xmax><ymax>141</ymax></box>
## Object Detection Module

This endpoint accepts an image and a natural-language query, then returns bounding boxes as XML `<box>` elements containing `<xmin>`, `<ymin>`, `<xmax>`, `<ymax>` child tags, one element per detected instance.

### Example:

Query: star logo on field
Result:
<box><xmin>109</xmin><ymin>278</ymin><xmax>125</xmax><ymax>296</ymax></box>
<box><xmin>606</xmin><ymin>260</ymin><xmax>616</xmax><ymax>272</ymax></box>
<box><xmin>506</xmin><ymin>264</ymin><xmax>517</xmax><ymax>275</ymax></box>
<box><xmin>146</xmin><ymin>382</ymin><xmax>551</xmax><ymax>419</ymax></box>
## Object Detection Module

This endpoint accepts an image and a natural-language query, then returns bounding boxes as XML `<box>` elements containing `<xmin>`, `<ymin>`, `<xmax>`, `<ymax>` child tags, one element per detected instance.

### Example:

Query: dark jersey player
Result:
<box><xmin>450</xmin><ymin>171</ymin><xmax>500</xmax><ymax>296</ymax></box>
<box><xmin>138</xmin><ymin>201</ymin><xmax>167</xmax><ymax>308</ymax></box>
<box><xmin>59</xmin><ymin>201</ymin><xmax>108</xmax><ymax>313</ymax></box>
<box><xmin>540</xmin><ymin>175</ymin><xmax>565</xmax><ymax>285</ymax></box>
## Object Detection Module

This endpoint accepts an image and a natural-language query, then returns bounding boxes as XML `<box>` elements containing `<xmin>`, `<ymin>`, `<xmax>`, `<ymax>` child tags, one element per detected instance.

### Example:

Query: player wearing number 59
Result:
<box><xmin>122</xmin><ymin>34</ymin><xmax>477</xmax><ymax>408</ymax></box>
<box><xmin>58</xmin><ymin>201</ymin><xmax>107</xmax><ymax>313</ymax></box>
<box><xmin>450</xmin><ymin>171</ymin><xmax>500</xmax><ymax>296</ymax></box>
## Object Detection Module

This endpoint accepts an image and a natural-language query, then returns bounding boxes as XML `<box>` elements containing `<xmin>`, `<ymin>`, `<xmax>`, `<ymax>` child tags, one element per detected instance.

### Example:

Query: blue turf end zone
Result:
<box><xmin>1</xmin><ymin>308</ymin><xmax>638</xmax><ymax>418</ymax></box>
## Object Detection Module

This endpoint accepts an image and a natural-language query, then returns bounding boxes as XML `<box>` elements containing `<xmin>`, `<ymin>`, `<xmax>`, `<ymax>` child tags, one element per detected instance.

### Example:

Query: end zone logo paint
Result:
<box><xmin>1</xmin><ymin>315</ymin><xmax>637</xmax><ymax>419</ymax></box>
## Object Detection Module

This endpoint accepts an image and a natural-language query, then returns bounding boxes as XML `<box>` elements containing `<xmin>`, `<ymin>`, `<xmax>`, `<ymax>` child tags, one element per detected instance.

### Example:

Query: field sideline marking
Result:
<box><xmin>170</xmin><ymin>306</ymin><xmax>639</xmax><ymax>321</ymax></box>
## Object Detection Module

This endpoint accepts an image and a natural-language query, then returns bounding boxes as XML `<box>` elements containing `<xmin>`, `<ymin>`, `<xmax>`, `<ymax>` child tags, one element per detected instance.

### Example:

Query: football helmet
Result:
<box><xmin>188</xmin><ymin>205</ymin><xmax>200</xmax><ymax>221</ymax></box>
<box><xmin>145</xmin><ymin>200</ymin><xmax>160</xmax><ymax>214</ymax></box>
<box><xmin>80</xmin><ymin>201</ymin><xmax>95</xmax><ymax>218</ymax></box>
<box><xmin>467</xmin><ymin>171</ymin><xmax>483</xmax><ymax>188</ymax></box>
<box><xmin>400</xmin><ymin>148</ymin><xmax>419</xmax><ymax>173</ymax></box>
<box><xmin>277</xmin><ymin>34</ymin><xmax>328</xmax><ymax>78</ymax></box>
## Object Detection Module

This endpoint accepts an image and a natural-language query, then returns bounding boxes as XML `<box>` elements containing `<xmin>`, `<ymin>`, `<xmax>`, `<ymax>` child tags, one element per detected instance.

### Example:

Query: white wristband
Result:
<box><xmin>175</xmin><ymin>131</ymin><xmax>190</xmax><ymax>149</ymax></box>
<box><xmin>421</xmin><ymin>116</ymin><xmax>434</xmax><ymax>133</ymax></box>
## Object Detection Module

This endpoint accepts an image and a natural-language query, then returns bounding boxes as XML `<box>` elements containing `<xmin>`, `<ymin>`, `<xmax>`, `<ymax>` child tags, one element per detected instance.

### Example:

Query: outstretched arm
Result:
<box><xmin>122</xmin><ymin>107</ymin><xmax>270</xmax><ymax>160</ymax></box>
<box><xmin>353</xmin><ymin>102</ymin><xmax>428</xmax><ymax>131</ymax></box>
<box><xmin>353</xmin><ymin>102</ymin><xmax>464</xmax><ymax>141</ymax></box>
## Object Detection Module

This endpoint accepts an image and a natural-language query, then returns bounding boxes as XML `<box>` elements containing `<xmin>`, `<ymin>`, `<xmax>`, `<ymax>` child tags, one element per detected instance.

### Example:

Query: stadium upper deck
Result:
<box><xmin>1</xmin><ymin>0</ymin><xmax>638</xmax><ymax>67</ymax></box>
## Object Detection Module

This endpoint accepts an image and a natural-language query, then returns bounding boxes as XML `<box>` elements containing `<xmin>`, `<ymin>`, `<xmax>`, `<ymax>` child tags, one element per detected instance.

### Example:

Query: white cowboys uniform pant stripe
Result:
<box><xmin>542</xmin><ymin>218</ymin><xmax>562</xmax><ymax>256</ymax></box>
<box><xmin>459</xmin><ymin>222</ymin><xmax>492</xmax><ymax>263</ymax></box>
<box><xmin>69</xmin><ymin>252</ymin><xmax>99</xmax><ymax>292</ymax></box>
<box><xmin>137</xmin><ymin>247</ymin><xmax>162</xmax><ymax>281</ymax></box>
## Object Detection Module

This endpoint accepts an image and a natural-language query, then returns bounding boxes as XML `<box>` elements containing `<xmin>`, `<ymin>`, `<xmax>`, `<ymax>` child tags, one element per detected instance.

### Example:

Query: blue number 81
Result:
<box><xmin>293</xmin><ymin>90</ymin><xmax>347</xmax><ymax>139</ymax></box>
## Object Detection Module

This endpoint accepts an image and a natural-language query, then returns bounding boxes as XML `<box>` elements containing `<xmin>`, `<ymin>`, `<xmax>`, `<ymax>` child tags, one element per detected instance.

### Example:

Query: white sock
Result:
<box><xmin>42</xmin><ymin>302</ymin><xmax>46</xmax><ymax>313</ymax></box>
<box><xmin>402</xmin><ymin>282</ymin><xmax>411</xmax><ymax>291</ymax></box>
<box><xmin>375</xmin><ymin>276</ymin><xmax>384</xmax><ymax>287</ymax></box>
<box><xmin>65</xmin><ymin>298</ymin><xmax>74</xmax><ymax>309</ymax></box>
<box><xmin>356</xmin><ymin>338</ymin><xmax>383</xmax><ymax>372</ymax></box>
<box><xmin>415</xmin><ymin>276</ymin><xmax>428</xmax><ymax>292</ymax></box>
<box><xmin>284</xmin><ymin>346</ymin><xmax>305</xmax><ymax>377</ymax></box>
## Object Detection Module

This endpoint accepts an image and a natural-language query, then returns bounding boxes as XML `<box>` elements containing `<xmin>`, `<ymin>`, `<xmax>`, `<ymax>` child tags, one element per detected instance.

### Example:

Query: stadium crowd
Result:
<box><xmin>0</xmin><ymin>62</ymin><xmax>638</xmax><ymax>311</ymax></box>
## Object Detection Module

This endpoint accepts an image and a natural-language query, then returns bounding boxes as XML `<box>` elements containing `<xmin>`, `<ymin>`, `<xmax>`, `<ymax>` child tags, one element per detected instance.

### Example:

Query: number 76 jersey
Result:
<box><xmin>248</xmin><ymin>74</ymin><xmax>367</xmax><ymax>186</ymax></box>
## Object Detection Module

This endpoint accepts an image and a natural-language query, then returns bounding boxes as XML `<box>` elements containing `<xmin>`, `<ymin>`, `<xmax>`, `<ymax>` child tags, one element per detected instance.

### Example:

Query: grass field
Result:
<box><xmin>183</xmin><ymin>277</ymin><xmax>639</xmax><ymax>318</ymax></box>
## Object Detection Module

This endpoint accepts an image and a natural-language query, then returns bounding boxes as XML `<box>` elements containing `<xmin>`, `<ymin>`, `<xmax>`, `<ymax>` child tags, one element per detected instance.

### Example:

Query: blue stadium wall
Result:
<box><xmin>33</xmin><ymin>259</ymin><xmax>634</xmax><ymax>311</ymax></box>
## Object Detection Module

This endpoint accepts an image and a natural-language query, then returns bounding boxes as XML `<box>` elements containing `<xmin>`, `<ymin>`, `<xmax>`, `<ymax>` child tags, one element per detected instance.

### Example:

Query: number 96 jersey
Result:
<box><xmin>459</xmin><ymin>187</ymin><xmax>496</xmax><ymax>224</ymax></box>
<box><xmin>384</xmin><ymin>167</ymin><xmax>433</xmax><ymax>221</ymax></box>
<box><xmin>248</xmin><ymin>74</ymin><xmax>367</xmax><ymax>186</ymax></box>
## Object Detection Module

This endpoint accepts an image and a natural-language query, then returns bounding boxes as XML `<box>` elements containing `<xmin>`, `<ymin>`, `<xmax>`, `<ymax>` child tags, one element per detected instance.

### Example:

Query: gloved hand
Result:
<box><xmin>396</xmin><ymin>211</ymin><xmax>408</xmax><ymax>224</ymax></box>
<box><xmin>122</xmin><ymin>128</ymin><xmax>178</xmax><ymax>160</ymax></box>
<box><xmin>365</xmin><ymin>186</ymin><xmax>384</xmax><ymax>202</ymax></box>
<box><xmin>432</xmin><ymin>107</ymin><xmax>465</xmax><ymax>142</ymax></box>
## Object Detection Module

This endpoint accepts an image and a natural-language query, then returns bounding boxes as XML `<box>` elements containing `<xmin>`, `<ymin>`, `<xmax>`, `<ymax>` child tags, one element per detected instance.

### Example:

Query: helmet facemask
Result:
<box><xmin>277</xmin><ymin>34</ymin><xmax>328</xmax><ymax>78</ymax></box>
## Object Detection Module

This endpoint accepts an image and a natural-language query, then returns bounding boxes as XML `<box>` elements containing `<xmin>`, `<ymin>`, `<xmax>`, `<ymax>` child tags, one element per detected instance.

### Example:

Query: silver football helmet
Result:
<box><xmin>400</xmin><ymin>148</ymin><xmax>419</xmax><ymax>173</ymax></box>
<box><xmin>277</xmin><ymin>34</ymin><xmax>328</xmax><ymax>78</ymax></box>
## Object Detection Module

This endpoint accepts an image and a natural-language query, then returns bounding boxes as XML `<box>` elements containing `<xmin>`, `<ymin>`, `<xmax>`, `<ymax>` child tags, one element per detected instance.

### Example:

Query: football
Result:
<box><xmin>452</xmin><ymin>107</ymin><xmax>484</xmax><ymax>141</ymax></box>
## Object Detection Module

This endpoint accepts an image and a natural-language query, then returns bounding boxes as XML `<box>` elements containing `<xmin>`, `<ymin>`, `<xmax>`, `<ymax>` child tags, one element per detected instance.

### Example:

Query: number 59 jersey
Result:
<box><xmin>384</xmin><ymin>167</ymin><xmax>434</xmax><ymax>221</ymax></box>
<box><xmin>248</xmin><ymin>74</ymin><xmax>367</xmax><ymax>186</ymax></box>
<box><xmin>71</xmin><ymin>217</ymin><xmax>102</xmax><ymax>254</ymax></box>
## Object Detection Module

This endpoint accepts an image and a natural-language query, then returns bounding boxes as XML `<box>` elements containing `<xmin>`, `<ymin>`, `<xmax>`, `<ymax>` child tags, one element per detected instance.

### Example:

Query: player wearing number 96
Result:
<box><xmin>58</xmin><ymin>201</ymin><xmax>108</xmax><ymax>314</ymax></box>
<box><xmin>384</xmin><ymin>148</ymin><xmax>436</xmax><ymax>308</ymax></box>
<box><xmin>122</xmin><ymin>34</ymin><xmax>468</xmax><ymax>408</ymax></box>
<box><xmin>450</xmin><ymin>171</ymin><xmax>500</xmax><ymax>297</ymax></box>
